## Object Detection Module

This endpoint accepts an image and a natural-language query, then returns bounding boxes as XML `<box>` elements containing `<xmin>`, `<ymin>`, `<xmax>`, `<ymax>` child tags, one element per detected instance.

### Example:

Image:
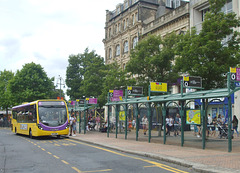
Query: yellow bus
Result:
<box><xmin>11</xmin><ymin>100</ymin><xmax>70</xmax><ymax>138</ymax></box>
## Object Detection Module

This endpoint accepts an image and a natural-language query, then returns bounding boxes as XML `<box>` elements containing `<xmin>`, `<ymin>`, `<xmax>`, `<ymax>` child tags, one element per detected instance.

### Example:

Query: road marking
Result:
<box><xmin>47</xmin><ymin>152</ymin><xmax>52</xmax><ymax>155</ymax></box>
<box><xmin>53</xmin><ymin>155</ymin><xmax>60</xmax><ymax>159</ymax></box>
<box><xmin>41</xmin><ymin>148</ymin><xmax>46</xmax><ymax>151</ymax></box>
<box><xmin>67</xmin><ymin>139</ymin><xmax>189</xmax><ymax>173</ymax></box>
<box><xmin>61</xmin><ymin>160</ymin><xmax>69</xmax><ymax>165</ymax></box>
<box><xmin>54</xmin><ymin>143</ymin><xmax>61</xmax><ymax>146</ymax></box>
<box><xmin>83</xmin><ymin>169</ymin><xmax>112</xmax><ymax>172</ymax></box>
<box><xmin>72</xmin><ymin>167</ymin><xmax>82</xmax><ymax>173</ymax></box>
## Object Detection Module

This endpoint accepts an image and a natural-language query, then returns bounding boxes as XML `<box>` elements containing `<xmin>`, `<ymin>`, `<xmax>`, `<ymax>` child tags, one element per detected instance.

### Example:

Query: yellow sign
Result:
<box><xmin>86</xmin><ymin>98</ymin><xmax>89</xmax><ymax>101</ymax></box>
<box><xmin>127</xmin><ymin>86</ymin><xmax>132</xmax><ymax>90</ymax></box>
<box><xmin>109</xmin><ymin>90</ymin><xmax>114</xmax><ymax>93</ymax></box>
<box><xmin>150</xmin><ymin>82</ymin><xmax>167</xmax><ymax>92</ymax></box>
<box><xmin>119</xmin><ymin>111</ymin><xmax>125</xmax><ymax>121</ymax></box>
<box><xmin>230</xmin><ymin>67</ymin><xmax>236</xmax><ymax>73</ymax></box>
<box><xmin>186</xmin><ymin>110</ymin><xmax>201</xmax><ymax>125</ymax></box>
<box><xmin>183</xmin><ymin>76</ymin><xmax>189</xmax><ymax>81</ymax></box>
<box><xmin>119</xmin><ymin>96</ymin><xmax>123</xmax><ymax>101</ymax></box>
<box><xmin>76</xmin><ymin>99</ymin><xmax>79</xmax><ymax>102</ymax></box>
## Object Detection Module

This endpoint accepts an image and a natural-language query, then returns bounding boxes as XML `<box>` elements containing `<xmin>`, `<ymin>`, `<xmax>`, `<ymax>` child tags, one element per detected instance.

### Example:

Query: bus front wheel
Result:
<box><xmin>29</xmin><ymin>129</ymin><xmax>33</xmax><ymax>139</ymax></box>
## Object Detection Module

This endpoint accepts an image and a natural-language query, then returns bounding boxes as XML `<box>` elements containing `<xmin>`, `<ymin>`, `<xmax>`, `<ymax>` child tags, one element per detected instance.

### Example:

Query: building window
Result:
<box><xmin>126</xmin><ymin>18</ymin><xmax>129</xmax><ymax>27</ymax></box>
<box><xmin>123</xmin><ymin>20</ymin><xmax>126</xmax><ymax>30</ymax></box>
<box><xmin>115</xmin><ymin>24</ymin><xmax>118</xmax><ymax>34</ymax></box>
<box><xmin>109</xmin><ymin>28</ymin><xmax>111</xmax><ymax>38</ymax></box>
<box><xmin>124</xmin><ymin>0</ymin><xmax>128</xmax><ymax>10</ymax></box>
<box><xmin>116</xmin><ymin>44</ymin><xmax>120</xmax><ymax>56</ymax></box>
<box><xmin>132</xmin><ymin>14</ymin><xmax>135</xmax><ymax>25</ymax></box>
<box><xmin>135</xmin><ymin>12</ymin><xmax>138</xmax><ymax>22</ymax></box>
<box><xmin>123</xmin><ymin>63</ymin><xmax>126</xmax><ymax>70</ymax></box>
<box><xmin>124</xmin><ymin>41</ymin><xmax>129</xmax><ymax>53</ymax></box>
<box><xmin>132</xmin><ymin>37</ymin><xmax>138</xmax><ymax>49</ymax></box>
<box><xmin>222</xmin><ymin>0</ymin><xmax>232</xmax><ymax>14</ymax></box>
<box><xmin>109</xmin><ymin>48</ymin><xmax>112</xmax><ymax>59</ymax></box>
<box><xmin>118</xmin><ymin>23</ymin><xmax>121</xmax><ymax>32</ymax></box>
<box><xmin>166</xmin><ymin>0</ymin><xmax>172</xmax><ymax>8</ymax></box>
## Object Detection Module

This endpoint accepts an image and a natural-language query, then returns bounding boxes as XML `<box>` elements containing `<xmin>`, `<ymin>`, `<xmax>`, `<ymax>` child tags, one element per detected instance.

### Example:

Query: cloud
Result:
<box><xmin>0</xmin><ymin>0</ymin><xmax>121</xmax><ymax>99</ymax></box>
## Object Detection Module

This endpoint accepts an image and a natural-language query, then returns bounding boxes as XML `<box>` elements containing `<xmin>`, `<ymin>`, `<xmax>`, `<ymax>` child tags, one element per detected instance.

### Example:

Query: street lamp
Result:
<box><xmin>56</xmin><ymin>75</ymin><xmax>65</xmax><ymax>99</ymax></box>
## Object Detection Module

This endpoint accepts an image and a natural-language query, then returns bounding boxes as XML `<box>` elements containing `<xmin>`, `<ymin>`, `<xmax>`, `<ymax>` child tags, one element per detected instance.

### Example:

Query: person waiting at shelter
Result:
<box><xmin>142</xmin><ymin>115</ymin><xmax>148</xmax><ymax>135</ymax></box>
<box><xmin>174</xmin><ymin>114</ymin><xmax>181</xmax><ymax>136</ymax></box>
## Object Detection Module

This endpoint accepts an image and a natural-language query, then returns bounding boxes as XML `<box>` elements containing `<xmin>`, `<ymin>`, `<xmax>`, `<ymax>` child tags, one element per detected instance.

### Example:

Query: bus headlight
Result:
<box><xmin>66</xmin><ymin>123</ymin><xmax>70</xmax><ymax>129</ymax></box>
<box><xmin>37</xmin><ymin>124</ymin><xmax>43</xmax><ymax>130</ymax></box>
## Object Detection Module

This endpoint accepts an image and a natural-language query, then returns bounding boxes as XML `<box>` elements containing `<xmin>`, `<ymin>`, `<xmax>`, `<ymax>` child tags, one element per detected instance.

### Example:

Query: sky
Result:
<box><xmin>0</xmin><ymin>0</ymin><xmax>121</xmax><ymax>99</ymax></box>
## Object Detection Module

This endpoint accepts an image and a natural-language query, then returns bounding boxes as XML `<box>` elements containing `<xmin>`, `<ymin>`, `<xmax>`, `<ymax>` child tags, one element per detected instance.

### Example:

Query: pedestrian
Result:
<box><xmin>232</xmin><ymin>115</ymin><xmax>239</xmax><ymax>137</ymax></box>
<box><xmin>132</xmin><ymin>118</ymin><xmax>136</xmax><ymax>130</ymax></box>
<box><xmin>211</xmin><ymin>117</ymin><xmax>217</xmax><ymax>137</ymax></box>
<box><xmin>174</xmin><ymin>114</ymin><xmax>181</xmax><ymax>136</ymax></box>
<box><xmin>95</xmin><ymin>115</ymin><xmax>100</xmax><ymax>130</ymax></box>
<box><xmin>72</xmin><ymin>115</ymin><xmax>77</xmax><ymax>136</ymax></box>
<box><xmin>142</xmin><ymin>115</ymin><xmax>148</xmax><ymax>135</ymax></box>
<box><xmin>69</xmin><ymin>113</ymin><xmax>74</xmax><ymax>136</ymax></box>
<box><xmin>207</xmin><ymin>114</ymin><xmax>212</xmax><ymax>137</ymax></box>
<box><xmin>166</xmin><ymin>115</ymin><xmax>170</xmax><ymax>136</ymax></box>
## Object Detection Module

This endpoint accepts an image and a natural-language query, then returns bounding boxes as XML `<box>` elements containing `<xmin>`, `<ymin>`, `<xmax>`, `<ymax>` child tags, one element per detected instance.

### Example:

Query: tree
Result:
<box><xmin>126</xmin><ymin>33</ymin><xmax>179</xmax><ymax>93</ymax></box>
<box><xmin>8</xmin><ymin>62</ymin><xmax>55</xmax><ymax>105</ymax></box>
<box><xmin>66</xmin><ymin>48</ymin><xmax>106</xmax><ymax>103</ymax></box>
<box><xmin>98</xmin><ymin>62</ymin><xmax>136</xmax><ymax>107</ymax></box>
<box><xmin>175</xmin><ymin>0</ymin><xmax>240</xmax><ymax>89</ymax></box>
<box><xmin>0</xmin><ymin>70</ymin><xmax>14</xmax><ymax>115</ymax></box>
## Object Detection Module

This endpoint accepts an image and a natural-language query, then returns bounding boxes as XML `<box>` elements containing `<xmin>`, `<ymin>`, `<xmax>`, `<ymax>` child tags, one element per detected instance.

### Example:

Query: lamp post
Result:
<box><xmin>56</xmin><ymin>75</ymin><xmax>65</xmax><ymax>99</ymax></box>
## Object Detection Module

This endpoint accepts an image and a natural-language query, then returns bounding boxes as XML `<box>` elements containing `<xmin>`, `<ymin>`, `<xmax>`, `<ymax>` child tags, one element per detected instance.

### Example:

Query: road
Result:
<box><xmin>0</xmin><ymin>128</ymin><xmax>193</xmax><ymax>173</ymax></box>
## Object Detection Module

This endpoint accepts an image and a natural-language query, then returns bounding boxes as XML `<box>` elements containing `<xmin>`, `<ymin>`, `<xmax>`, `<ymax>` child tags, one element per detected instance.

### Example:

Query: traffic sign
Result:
<box><xmin>230</xmin><ymin>67</ymin><xmax>240</xmax><ymax>81</ymax></box>
<box><xmin>183</xmin><ymin>76</ymin><xmax>202</xmax><ymax>88</ymax></box>
<box><xmin>127</xmin><ymin>86</ymin><xmax>143</xmax><ymax>95</ymax></box>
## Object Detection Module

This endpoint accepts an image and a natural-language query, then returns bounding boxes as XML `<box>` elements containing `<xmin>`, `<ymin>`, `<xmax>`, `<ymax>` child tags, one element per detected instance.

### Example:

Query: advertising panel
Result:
<box><xmin>186</xmin><ymin>110</ymin><xmax>201</xmax><ymax>125</ymax></box>
<box><xmin>150</xmin><ymin>82</ymin><xmax>167</xmax><ymax>92</ymax></box>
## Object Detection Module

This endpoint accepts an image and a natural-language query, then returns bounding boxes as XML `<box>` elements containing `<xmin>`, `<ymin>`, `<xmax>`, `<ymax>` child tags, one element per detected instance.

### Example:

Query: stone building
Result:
<box><xmin>103</xmin><ymin>0</ymin><xmax>190</xmax><ymax>68</ymax></box>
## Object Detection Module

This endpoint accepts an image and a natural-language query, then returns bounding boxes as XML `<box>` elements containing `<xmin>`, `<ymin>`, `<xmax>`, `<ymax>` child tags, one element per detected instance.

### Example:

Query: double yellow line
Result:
<box><xmin>66</xmin><ymin>139</ymin><xmax>189</xmax><ymax>173</ymax></box>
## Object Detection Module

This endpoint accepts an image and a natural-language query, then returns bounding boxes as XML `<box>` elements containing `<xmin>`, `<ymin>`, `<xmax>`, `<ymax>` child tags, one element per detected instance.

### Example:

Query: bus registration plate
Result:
<box><xmin>51</xmin><ymin>133</ymin><xmax>58</xmax><ymax>136</ymax></box>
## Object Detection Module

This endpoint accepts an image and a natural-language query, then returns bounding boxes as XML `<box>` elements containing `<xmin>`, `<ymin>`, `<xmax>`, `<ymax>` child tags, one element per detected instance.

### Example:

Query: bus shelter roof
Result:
<box><xmin>106</xmin><ymin>88</ymin><xmax>231</xmax><ymax>106</ymax></box>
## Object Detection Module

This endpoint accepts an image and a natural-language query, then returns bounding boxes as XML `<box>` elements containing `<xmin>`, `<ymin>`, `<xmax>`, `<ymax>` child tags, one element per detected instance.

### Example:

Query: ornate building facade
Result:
<box><xmin>103</xmin><ymin>0</ymin><xmax>190</xmax><ymax>68</ymax></box>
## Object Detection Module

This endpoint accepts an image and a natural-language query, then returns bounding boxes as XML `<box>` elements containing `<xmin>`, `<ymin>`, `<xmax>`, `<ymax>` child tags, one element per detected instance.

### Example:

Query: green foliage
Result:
<box><xmin>8</xmin><ymin>62</ymin><xmax>55</xmax><ymax>105</ymax></box>
<box><xmin>175</xmin><ymin>0</ymin><xmax>240</xmax><ymax>89</ymax></box>
<box><xmin>126</xmin><ymin>33</ymin><xmax>179</xmax><ymax>93</ymax></box>
<box><xmin>0</xmin><ymin>70</ymin><xmax>14</xmax><ymax>110</ymax></box>
<box><xmin>98</xmin><ymin>62</ymin><xmax>136</xmax><ymax>106</ymax></box>
<box><xmin>66</xmin><ymin>48</ymin><xmax>107</xmax><ymax>106</ymax></box>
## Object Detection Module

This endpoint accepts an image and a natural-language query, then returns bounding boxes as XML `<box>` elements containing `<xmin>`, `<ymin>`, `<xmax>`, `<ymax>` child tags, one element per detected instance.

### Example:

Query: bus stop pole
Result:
<box><xmin>228</xmin><ymin>95</ymin><xmax>232</xmax><ymax>152</ymax></box>
<box><xmin>180</xmin><ymin>102</ymin><xmax>184</xmax><ymax>146</ymax></box>
<box><xmin>79</xmin><ymin>111</ymin><xmax>81</xmax><ymax>134</ymax></box>
<box><xmin>162</xmin><ymin>103</ymin><xmax>166</xmax><ymax>144</ymax></box>
<box><xmin>148</xmin><ymin>102</ymin><xmax>151</xmax><ymax>143</ymax></box>
<box><xmin>125</xmin><ymin>104</ymin><xmax>128</xmax><ymax>140</ymax></box>
<box><xmin>116</xmin><ymin>105</ymin><xmax>119</xmax><ymax>138</ymax></box>
<box><xmin>135</xmin><ymin>104</ymin><xmax>139</xmax><ymax>141</ymax></box>
<box><xmin>84</xmin><ymin>100</ymin><xmax>86</xmax><ymax>134</ymax></box>
<box><xmin>227</xmin><ymin>72</ymin><xmax>232</xmax><ymax>152</ymax></box>
<box><xmin>202</xmin><ymin>99</ymin><xmax>206</xmax><ymax>149</ymax></box>
<box><xmin>107</xmin><ymin>105</ymin><xmax>110</xmax><ymax>138</ymax></box>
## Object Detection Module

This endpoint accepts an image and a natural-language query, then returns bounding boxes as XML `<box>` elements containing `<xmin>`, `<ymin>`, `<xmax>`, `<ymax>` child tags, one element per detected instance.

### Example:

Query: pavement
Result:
<box><xmin>69</xmin><ymin>129</ymin><xmax>240</xmax><ymax>173</ymax></box>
